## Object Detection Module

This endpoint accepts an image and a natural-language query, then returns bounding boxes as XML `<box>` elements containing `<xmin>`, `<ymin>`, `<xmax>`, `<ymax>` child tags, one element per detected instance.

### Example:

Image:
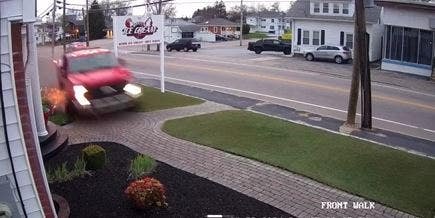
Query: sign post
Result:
<box><xmin>113</xmin><ymin>15</ymin><xmax>165</xmax><ymax>93</ymax></box>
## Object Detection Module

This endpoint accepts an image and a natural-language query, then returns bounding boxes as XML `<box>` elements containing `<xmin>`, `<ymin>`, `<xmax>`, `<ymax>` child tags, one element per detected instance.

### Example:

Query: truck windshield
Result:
<box><xmin>68</xmin><ymin>53</ymin><xmax>118</xmax><ymax>73</ymax></box>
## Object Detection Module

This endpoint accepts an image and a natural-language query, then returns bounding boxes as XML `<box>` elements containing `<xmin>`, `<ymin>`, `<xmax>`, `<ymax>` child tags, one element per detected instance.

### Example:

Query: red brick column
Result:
<box><xmin>11</xmin><ymin>23</ymin><xmax>55</xmax><ymax>218</ymax></box>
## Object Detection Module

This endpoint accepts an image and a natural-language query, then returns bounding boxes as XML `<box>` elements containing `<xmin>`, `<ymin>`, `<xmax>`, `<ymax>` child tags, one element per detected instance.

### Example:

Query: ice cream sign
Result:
<box><xmin>121</xmin><ymin>17</ymin><xmax>158</xmax><ymax>39</ymax></box>
<box><xmin>114</xmin><ymin>15</ymin><xmax>163</xmax><ymax>46</ymax></box>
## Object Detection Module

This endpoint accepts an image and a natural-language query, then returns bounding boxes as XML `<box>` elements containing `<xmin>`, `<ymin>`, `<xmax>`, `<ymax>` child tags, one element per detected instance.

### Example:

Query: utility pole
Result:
<box><xmin>51</xmin><ymin>0</ymin><xmax>56</xmax><ymax>58</ymax></box>
<box><xmin>86</xmin><ymin>0</ymin><xmax>90</xmax><ymax>46</ymax></box>
<box><xmin>344</xmin><ymin>0</ymin><xmax>367</xmax><ymax>127</ymax></box>
<box><xmin>62</xmin><ymin>0</ymin><xmax>66</xmax><ymax>53</ymax></box>
<box><xmin>239</xmin><ymin>0</ymin><xmax>243</xmax><ymax>46</ymax></box>
<box><xmin>157</xmin><ymin>0</ymin><xmax>162</xmax><ymax>51</ymax></box>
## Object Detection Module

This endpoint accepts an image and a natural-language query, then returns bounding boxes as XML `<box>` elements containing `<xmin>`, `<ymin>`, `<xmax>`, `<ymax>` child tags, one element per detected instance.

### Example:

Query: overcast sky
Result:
<box><xmin>37</xmin><ymin>0</ymin><xmax>293</xmax><ymax>19</ymax></box>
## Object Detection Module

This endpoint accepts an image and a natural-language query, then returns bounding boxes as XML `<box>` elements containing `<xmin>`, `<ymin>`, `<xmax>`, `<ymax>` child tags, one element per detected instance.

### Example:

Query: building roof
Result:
<box><xmin>287</xmin><ymin>0</ymin><xmax>382</xmax><ymax>24</ymax></box>
<box><xmin>199</xmin><ymin>18</ymin><xmax>238</xmax><ymax>26</ymax></box>
<box><xmin>165</xmin><ymin>18</ymin><xmax>194</xmax><ymax>26</ymax></box>
<box><xmin>375</xmin><ymin>0</ymin><xmax>435</xmax><ymax>11</ymax></box>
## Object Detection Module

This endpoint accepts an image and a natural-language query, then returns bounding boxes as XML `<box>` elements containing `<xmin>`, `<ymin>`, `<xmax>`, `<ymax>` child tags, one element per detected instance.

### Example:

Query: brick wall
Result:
<box><xmin>11</xmin><ymin>23</ymin><xmax>55</xmax><ymax>218</ymax></box>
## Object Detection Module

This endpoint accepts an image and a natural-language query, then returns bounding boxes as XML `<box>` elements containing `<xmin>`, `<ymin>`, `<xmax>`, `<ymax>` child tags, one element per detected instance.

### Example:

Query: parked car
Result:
<box><xmin>66</xmin><ymin>42</ymin><xmax>86</xmax><ymax>52</ymax></box>
<box><xmin>248</xmin><ymin>39</ymin><xmax>292</xmax><ymax>55</ymax></box>
<box><xmin>54</xmin><ymin>48</ymin><xmax>142</xmax><ymax>115</ymax></box>
<box><xmin>166</xmin><ymin>38</ymin><xmax>200</xmax><ymax>52</ymax></box>
<box><xmin>215</xmin><ymin>34</ymin><xmax>228</xmax><ymax>41</ymax></box>
<box><xmin>304</xmin><ymin>45</ymin><xmax>352</xmax><ymax>64</ymax></box>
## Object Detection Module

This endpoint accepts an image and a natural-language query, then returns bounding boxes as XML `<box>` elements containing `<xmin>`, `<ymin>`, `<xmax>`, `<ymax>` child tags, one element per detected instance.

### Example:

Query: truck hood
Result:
<box><xmin>67</xmin><ymin>67</ymin><xmax>132</xmax><ymax>88</ymax></box>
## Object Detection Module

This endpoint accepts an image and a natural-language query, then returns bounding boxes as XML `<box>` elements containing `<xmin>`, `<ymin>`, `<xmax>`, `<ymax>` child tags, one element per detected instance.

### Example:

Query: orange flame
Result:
<box><xmin>41</xmin><ymin>87</ymin><xmax>67</xmax><ymax>109</ymax></box>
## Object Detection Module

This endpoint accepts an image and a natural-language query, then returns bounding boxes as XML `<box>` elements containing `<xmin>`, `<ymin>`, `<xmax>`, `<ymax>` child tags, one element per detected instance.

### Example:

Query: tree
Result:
<box><xmin>88</xmin><ymin>0</ymin><xmax>106</xmax><ymax>40</ymax></box>
<box><xmin>145</xmin><ymin>0</ymin><xmax>176</xmax><ymax>18</ymax></box>
<box><xmin>227</xmin><ymin>5</ymin><xmax>248</xmax><ymax>22</ymax></box>
<box><xmin>101</xmin><ymin>0</ymin><xmax>131</xmax><ymax>28</ymax></box>
<box><xmin>271</xmin><ymin>2</ymin><xmax>280</xmax><ymax>12</ymax></box>
<box><xmin>192</xmin><ymin>0</ymin><xmax>227</xmax><ymax>21</ymax></box>
<box><xmin>242</xmin><ymin>24</ymin><xmax>250</xmax><ymax>35</ymax></box>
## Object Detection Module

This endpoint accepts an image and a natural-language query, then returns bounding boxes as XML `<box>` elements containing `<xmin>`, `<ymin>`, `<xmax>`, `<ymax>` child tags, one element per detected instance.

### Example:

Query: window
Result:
<box><xmin>384</xmin><ymin>25</ymin><xmax>433</xmax><ymax>66</ymax></box>
<box><xmin>297</xmin><ymin>28</ymin><xmax>301</xmax><ymax>45</ymax></box>
<box><xmin>214</xmin><ymin>27</ymin><xmax>218</xmax><ymax>33</ymax></box>
<box><xmin>222</xmin><ymin>27</ymin><xmax>226</xmax><ymax>31</ymax></box>
<box><xmin>317</xmin><ymin>46</ymin><xmax>327</xmax><ymax>50</ymax></box>
<box><xmin>385</xmin><ymin>26</ymin><xmax>391</xmax><ymax>58</ymax></box>
<box><xmin>328</xmin><ymin>46</ymin><xmax>340</xmax><ymax>50</ymax></box>
<box><xmin>314</xmin><ymin>2</ymin><xmax>320</xmax><ymax>13</ymax></box>
<box><xmin>270</xmin><ymin>26</ymin><xmax>274</xmax><ymax>30</ymax></box>
<box><xmin>261</xmin><ymin>26</ymin><xmax>266</xmax><ymax>28</ymax></box>
<box><xmin>321</xmin><ymin>30</ymin><xmax>325</xmax><ymax>45</ymax></box>
<box><xmin>278</xmin><ymin>25</ymin><xmax>281</xmax><ymax>30</ymax></box>
<box><xmin>273</xmin><ymin>40</ymin><xmax>280</xmax><ymax>45</ymax></box>
<box><xmin>303</xmin><ymin>30</ymin><xmax>310</xmax><ymax>45</ymax></box>
<box><xmin>391</xmin><ymin>26</ymin><xmax>403</xmax><ymax>61</ymax></box>
<box><xmin>261</xmin><ymin>19</ymin><xmax>266</xmax><ymax>22</ymax></box>
<box><xmin>313</xmin><ymin>31</ymin><xmax>320</xmax><ymax>45</ymax></box>
<box><xmin>345</xmin><ymin>33</ymin><xmax>353</xmax><ymax>49</ymax></box>
<box><xmin>343</xmin><ymin>3</ymin><xmax>349</xmax><ymax>14</ymax></box>
<box><xmin>403</xmin><ymin>28</ymin><xmax>418</xmax><ymax>63</ymax></box>
<box><xmin>340</xmin><ymin>31</ymin><xmax>344</xmax><ymax>46</ymax></box>
<box><xmin>419</xmin><ymin>30</ymin><xmax>434</xmax><ymax>65</ymax></box>
<box><xmin>182</xmin><ymin>32</ymin><xmax>194</xmax><ymax>38</ymax></box>
<box><xmin>323</xmin><ymin>3</ymin><xmax>329</xmax><ymax>13</ymax></box>
<box><xmin>271</xmin><ymin>19</ymin><xmax>275</xmax><ymax>23</ymax></box>
<box><xmin>333</xmin><ymin>4</ymin><xmax>339</xmax><ymax>14</ymax></box>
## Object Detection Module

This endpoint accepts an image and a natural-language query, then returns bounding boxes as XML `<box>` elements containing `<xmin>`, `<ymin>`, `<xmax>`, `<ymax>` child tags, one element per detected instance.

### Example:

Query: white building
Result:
<box><xmin>375</xmin><ymin>0</ymin><xmax>435</xmax><ymax>78</ymax></box>
<box><xmin>163</xmin><ymin>18</ymin><xmax>215</xmax><ymax>43</ymax></box>
<box><xmin>288</xmin><ymin>0</ymin><xmax>384</xmax><ymax>62</ymax></box>
<box><xmin>246</xmin><ymin>11</ymin><xmax>291</xmax><ymax>37</ymax></box>
<box><xmin>1</xmin><ymin>0</ymin><xmax>57</xmax><ymax>217</ymax></box>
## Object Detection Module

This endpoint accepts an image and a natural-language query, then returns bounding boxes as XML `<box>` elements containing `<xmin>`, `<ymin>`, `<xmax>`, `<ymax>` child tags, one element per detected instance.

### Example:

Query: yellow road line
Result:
<box><xmin>127</xmin><ymin>58</ymin><xmax>435</xmax><ymax>112</ymax></box>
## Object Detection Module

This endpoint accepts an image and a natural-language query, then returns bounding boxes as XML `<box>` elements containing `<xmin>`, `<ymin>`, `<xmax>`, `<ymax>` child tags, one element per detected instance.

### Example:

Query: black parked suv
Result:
<box><xmin>248</xmin><ymin>39</ymin><xmax>292</xmax><ymax>55</ymax></box>
<box><xmin>166</xmin><ymin>38</ymin><xmax>201</xmax><ymax>52</ymax></box>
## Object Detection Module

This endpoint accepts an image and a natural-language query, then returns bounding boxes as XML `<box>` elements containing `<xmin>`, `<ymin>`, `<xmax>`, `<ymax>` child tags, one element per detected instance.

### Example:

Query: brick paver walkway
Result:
<box><xmin>62</xmin><ymin>102</ymin><xmax>413</xmax><ymax>217</ymax></box>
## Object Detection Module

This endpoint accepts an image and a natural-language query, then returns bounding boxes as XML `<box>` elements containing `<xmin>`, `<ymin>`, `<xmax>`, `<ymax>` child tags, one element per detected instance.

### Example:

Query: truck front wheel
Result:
<box><xmin>283</xmin><ymin>49</ymin><xmax>291</xmax><ymax>55</ymax></box>
<box><xmin>254</xmin><ymin>48</ymin><xmax>262</xmax><ymax>54</ymax></box>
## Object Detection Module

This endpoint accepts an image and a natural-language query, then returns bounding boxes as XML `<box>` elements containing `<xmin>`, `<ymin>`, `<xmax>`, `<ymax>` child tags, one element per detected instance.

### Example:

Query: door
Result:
<box><xmin>272</xmin><ymin>40</ymin><xmax>281</xmax><ymax>51</ymax></box>
<box><xmin>263</xmin><ymin>40</ymin><xmax>274</xmax><ymax>51</ymax></box>
<box><xmin>315</xmin><ymin>46</ymin><xmax>328</xmax><ymax>58</ymax></box>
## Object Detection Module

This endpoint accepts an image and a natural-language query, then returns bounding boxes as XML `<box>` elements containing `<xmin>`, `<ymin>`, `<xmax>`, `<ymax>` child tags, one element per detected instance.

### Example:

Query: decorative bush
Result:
<box><xmin>129</xmin><ymin>155</ymin><xmax>156</xmax><ymax>180</ymax></box>
<box><xmin>82</xmin><ymin>145</ymin><xmax>106</xmax><ymax>170</ymax></box>
<box><xmin>124</xmin><ymin>177</ymin><xmax>167</xmax><ymax>209</ymax></box>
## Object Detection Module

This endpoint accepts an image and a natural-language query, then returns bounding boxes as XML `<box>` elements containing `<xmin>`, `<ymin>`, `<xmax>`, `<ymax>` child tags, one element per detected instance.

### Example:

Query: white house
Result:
<box><xmin>375</xmin><ymin>0</ymin><xmax>435</xmax><ymax>78</ymax></box>
<box><xmin>288</xmin><ymin>0</ymin><xmax>384</xmax><ymax>62</ymax></box>
<box><xmin>164</xmin><ymin>18</ymin><xmax>213</xmax><ymax>43</ymax></box>
<box><xmin>1</xmin><ymin>0</ymin><xmax>57</xmax><ymax>217</ymax></box>
<box><xmin>246</xmin><ymin>11</ymin><xmax>291</xmax><ymax>37</ymax></box>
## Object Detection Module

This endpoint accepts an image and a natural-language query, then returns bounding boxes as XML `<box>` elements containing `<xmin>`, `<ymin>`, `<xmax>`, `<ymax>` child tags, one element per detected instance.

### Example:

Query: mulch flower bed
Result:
<box><xmin>45</xmin><ymin>142</ymin><xmax>291</xmax><ymax>218</ymax></box>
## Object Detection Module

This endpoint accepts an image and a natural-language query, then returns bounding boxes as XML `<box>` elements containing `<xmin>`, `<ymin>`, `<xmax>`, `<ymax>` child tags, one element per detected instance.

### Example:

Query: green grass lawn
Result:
<box><xmin>243</xmin><ymin>32</ymin><xmax>268</xmax><ymax>39</ymax></box>
<box><xmin>133</xmin><ymin>86</ymin><xmax>204</xmax><ymax>112</ymax></box>
<box><xmin>162</xmin><ymin>110</ymin><xmax>435</xmax><ymax>217</ymax></box>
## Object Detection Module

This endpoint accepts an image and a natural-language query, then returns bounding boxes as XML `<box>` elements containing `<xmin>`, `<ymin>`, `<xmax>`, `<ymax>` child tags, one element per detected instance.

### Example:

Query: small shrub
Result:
<box><xmin>82</xmin><ymin>144</ymin><xmax>106</xmax><ymax>170</ymax></box>
<box><xmin>71</xmin><ymin>157</ymin><xmax>90</xmax><ymax>178</ymax></box>
<box><xmin>47</xmin><ymin>162</ymin><xmax>71</xmax><ymax>183</ymax></box>
<box><xmin>129</xmin><ymin>155</ymin><xmax>156</xmax><ymax>179</ymax></box>
<box><xmin>47</xmin><ymin>158</ymin><xmax>90</xmax><ymax>183</ymax></box>
<box><xmin>124</xmin><ymin>177</ymin><xmax>167</xmax><ymax>209</ymax></box>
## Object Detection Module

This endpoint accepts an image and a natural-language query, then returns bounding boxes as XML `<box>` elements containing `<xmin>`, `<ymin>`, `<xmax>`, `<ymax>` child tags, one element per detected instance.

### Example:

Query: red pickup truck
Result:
<box><xmin>54</xmin><ymin>48</ymin><xmax>142</xmax><ymax>115</ymax></box>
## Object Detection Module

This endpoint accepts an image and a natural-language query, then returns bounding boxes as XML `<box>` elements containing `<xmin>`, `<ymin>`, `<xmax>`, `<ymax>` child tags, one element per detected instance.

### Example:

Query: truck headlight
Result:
<box><xmin>73</xmin><ymin>85</ymin><xmax>91</xmax><ymax>106</ymax></box>
<box><xmin>123</xmin><ymin>84</ymin><xmax>142</xmax><ymax>98</ymax></box>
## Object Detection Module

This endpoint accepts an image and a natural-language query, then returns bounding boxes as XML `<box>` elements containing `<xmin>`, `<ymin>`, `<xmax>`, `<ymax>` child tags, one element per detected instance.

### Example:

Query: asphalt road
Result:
<box><xmin>37</xmin><ymin>40</ymin><xmax>435</xmax><ymax>142</ymax></box>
